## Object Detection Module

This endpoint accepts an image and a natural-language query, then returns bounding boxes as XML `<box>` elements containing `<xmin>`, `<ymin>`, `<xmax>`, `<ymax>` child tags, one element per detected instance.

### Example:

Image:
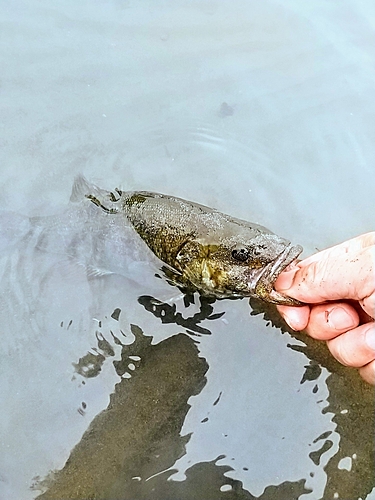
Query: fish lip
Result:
<box><xmin>267</xmin><ymin>243</ymin><xmax>303</xmax><ymax>278</ymax></box>
<box><xmin>248</xmin><ymin>244</ymin><xmax>303</xmax><ymax>302</ymax></box>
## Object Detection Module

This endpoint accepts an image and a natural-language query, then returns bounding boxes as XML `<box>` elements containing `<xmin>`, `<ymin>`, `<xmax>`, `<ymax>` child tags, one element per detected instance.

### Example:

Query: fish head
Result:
<box><xmin>176</xmin><ymin>233</ymin><xmax>303</xmax><ymax>305</ymax></box>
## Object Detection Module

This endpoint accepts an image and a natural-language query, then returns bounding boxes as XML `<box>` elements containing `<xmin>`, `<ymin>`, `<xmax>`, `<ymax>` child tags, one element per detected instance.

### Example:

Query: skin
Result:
<box><xmin>275</xmin><ymin>232</ymin><xmax>375</xmax><ymax>385</ymax></box>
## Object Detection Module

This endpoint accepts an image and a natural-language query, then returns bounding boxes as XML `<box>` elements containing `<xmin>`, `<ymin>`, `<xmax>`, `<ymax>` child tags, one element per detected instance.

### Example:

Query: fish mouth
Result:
<box><xmin>249</xmin><ymin>244</ymin><xmax>304</xmax><ymax>305</ymax></box>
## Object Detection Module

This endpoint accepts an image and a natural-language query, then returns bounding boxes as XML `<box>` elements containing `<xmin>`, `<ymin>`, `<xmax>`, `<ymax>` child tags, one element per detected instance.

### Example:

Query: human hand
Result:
<box><xmin>275</xmin><ymin>232</ymin><xmax>375</xmax><ymax>385</ymax></box>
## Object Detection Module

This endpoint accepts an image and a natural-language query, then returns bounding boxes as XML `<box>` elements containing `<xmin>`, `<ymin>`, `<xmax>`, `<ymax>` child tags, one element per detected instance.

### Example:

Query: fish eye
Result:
<box><xmin>231</xmin><ymin>247</ymin><xmax>249</xmax><ymax>262</ymax></box>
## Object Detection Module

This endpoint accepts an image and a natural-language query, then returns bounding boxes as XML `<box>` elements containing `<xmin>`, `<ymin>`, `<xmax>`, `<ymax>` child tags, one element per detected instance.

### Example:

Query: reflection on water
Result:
<box><xmin>36</xmin><ymin>327</ymin><xmax>209</xmax><ymax>500</ymax></box>
<box><xmin>35</xmin><ymin>318</ymin><xmax>312</xmax><ymax>500</ymax></box>
<box><xmin>138</xmin><ymin>294</ymin><xmax>223</xmax><ymax>337</ymax></box>
<box><xmin>22</xmin><ymin>289</ymin><xmax>372</xmax><ymax>500</ymax></box>
<box><xmin>250</xmin><ymin>299</ymin><xmax>375</xmax><ymax>500</ymax></box>
<box><xmin>39</xmin><ymin>332</ymin><xmax>305</xmax><ymax>499</ymax></box>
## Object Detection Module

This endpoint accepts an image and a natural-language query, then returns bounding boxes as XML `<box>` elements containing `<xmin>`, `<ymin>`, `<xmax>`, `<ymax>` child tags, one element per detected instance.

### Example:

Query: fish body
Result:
<box><xmin>75</xmin><ymin>176</ymin><xmax>303</xmax><ymax>305</ymax></box>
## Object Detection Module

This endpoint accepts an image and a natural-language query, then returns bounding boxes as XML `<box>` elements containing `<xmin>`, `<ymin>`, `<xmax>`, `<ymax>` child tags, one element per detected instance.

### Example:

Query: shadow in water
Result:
<box><xmin>36</xmin><ymin>318</ymin><xmax>310</xmax><ymax>500</ymax></box>
<box><xmin>36</xmin><ymin>294</ymin><xmax>374</xmax><ymax>500</ymax></box>
<box><xmin>37</xmin><ymin>327</ymin><xmax>207</xmax><ymax>499</ymax></box>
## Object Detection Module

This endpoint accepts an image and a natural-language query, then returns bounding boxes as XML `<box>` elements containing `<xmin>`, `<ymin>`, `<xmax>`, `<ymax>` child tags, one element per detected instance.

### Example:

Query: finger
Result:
<box><xmin>277</xmin><ymin>246</ymin><xmax>375</xmax><ymax>309</ymax></box>
<box><xmin>359</xmin><ymin>360</ymin><xmax>375</xmax><ymax>385</ymax></box>
<box><xmin>277</xmin><ymin>304</ymin><xmax>310</xmax><ymax>331</ymax></box>
<box><xmin>327</xmin><ymin>322</ymin><xmax>375</xmax><ymax>368</ymax></box>
<box><xmin>304</xmin><ymin>303</ymin><xmax>360</xmax><ymax>340</ymax></box>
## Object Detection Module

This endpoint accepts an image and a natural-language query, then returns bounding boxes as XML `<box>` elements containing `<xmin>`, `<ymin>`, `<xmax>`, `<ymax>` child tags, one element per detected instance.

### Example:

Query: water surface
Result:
<box><xmin>0</xmin><ymin>1</ymin><xmax>374</xmax><ymax>499</ymax></box>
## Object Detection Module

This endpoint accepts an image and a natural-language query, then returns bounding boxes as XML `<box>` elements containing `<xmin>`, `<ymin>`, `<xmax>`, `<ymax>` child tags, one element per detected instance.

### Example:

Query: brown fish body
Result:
<box><xmin>76</xmin><ymin>177</ymin><xmax>303</xmax><ymax>305</ymax></box>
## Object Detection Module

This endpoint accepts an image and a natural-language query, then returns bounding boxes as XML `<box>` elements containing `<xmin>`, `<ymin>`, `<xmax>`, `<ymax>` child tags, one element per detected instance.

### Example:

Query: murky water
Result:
<box><xmin>0</xmin><ymin>1</ymin><xmax>374</xmax><ymax>499</ymax></box>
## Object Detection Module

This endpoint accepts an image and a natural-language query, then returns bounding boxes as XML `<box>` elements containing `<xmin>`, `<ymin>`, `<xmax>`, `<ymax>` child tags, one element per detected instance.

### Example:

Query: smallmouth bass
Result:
<box><xmin>74</xmin><ymin>176</ymin><xmax>303</xmax><ymax>305</ymax></box>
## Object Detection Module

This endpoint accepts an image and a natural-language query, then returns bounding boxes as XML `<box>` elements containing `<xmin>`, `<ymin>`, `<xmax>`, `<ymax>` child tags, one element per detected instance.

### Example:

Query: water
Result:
<box><xmin>0</xmin><ymin>1</ymin><xmax>374</xmax><ymax>499</ymax></box>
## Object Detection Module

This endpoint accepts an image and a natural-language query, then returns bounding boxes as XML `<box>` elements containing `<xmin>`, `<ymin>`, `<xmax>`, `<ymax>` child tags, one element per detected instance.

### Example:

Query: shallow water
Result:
<box><xmin>0</xmin><ymin>1</ymin><xmax>374</xmax><ymax>499</ymax></box>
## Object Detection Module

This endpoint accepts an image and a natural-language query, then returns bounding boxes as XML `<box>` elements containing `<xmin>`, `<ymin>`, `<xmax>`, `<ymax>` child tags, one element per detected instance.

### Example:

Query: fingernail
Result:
<box><xmin>365</xmin><ymin>325</ymin><xmax>375</xmax><ymax>350</ymax></box>
<box><xmin>327</xmin><ymin>306</ymin><xmax>357</xmax><ymax>330</ymax></box>
<box><xmin>279</xmin><ymin>307</ymin><xmax>306</xmax><ymax>331</ymax></box>
<box><xmin>275</xmin><ymin>270</ymin><xmax>297</xmax><ymax>292</ymax></box>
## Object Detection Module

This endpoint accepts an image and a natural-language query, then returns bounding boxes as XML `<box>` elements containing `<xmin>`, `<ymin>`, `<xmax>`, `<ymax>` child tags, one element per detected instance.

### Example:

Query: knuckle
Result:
<box><xmin>306</xmin><ymin>324</ymin><xmax>326</xmax><ymax>340</ymax></box>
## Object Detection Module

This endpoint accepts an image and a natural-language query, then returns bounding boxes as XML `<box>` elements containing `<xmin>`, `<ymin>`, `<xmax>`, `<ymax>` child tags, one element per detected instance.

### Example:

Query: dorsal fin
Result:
<box><xmin>70</xmin><ymin>175</ymin><xmax>95</xmax><ymax>202</ymax></box>
<box><xmin>70</xmin><ymin>175</ymin><xmax>111</xmax><ymax>205</ymax></box>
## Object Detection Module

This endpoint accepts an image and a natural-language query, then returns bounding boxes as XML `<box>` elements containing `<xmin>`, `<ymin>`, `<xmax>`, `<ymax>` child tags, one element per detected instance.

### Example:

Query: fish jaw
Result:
<box><xmin>249</xmin><ymin>244</ymin><xmax>304</xmax><ymax>305</ymax></box>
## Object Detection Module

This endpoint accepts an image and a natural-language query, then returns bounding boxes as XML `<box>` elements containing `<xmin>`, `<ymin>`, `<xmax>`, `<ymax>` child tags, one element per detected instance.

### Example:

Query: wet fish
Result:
<box><xmin>74</xmin><ymin>176</ymin><xmax>303</xmax><ymax>305</ymax></box>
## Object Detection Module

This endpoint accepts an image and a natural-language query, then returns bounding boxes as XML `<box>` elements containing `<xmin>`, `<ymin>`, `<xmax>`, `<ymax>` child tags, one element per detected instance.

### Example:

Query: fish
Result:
<box><xmin>73</xmin><ymin>176</ymin><xmax>303</xmax><ymax>305</ymax></box>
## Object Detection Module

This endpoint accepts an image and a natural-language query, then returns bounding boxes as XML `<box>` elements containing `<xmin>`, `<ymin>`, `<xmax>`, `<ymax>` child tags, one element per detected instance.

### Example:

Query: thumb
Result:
<box><xmin>275</xmin><ymin>246</ymin><xmax>374</xmax><ymax>307</ymax></box>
